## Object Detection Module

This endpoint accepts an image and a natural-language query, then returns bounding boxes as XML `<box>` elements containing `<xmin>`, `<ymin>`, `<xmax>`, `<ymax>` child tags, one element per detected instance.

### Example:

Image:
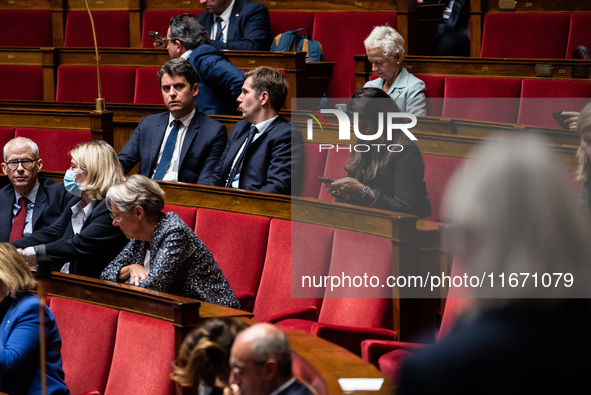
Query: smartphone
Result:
<box><xmin>317</xmin><ymin>176</ymin><xmax>333</xmax><ymax>184</ymax></box>
<box><xmin>149</xmin><ymin>31</ymin><xmax>165</xmax><ymax>47</ymax></box>
<box><xmin>553</xmin><ymin>111</ymin><xmax>570</xmax><ymax>130</ymax></box>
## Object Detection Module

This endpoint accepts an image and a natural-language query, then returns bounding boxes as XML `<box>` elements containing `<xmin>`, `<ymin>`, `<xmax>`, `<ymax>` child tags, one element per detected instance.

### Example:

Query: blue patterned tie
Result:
<box><xmin>215</xmin><ymin>17</ymin><xmax>223</xmax><ymax>41</ymax></box>
<box><xmin>153</xmin><ymin>119</ymin><xmax>181</xmax><ymax>180</ymax></box>
<box><xmin>226</xmin><ymin>125</ymin><xmax>257</xmax><ymax>188</ymax></box>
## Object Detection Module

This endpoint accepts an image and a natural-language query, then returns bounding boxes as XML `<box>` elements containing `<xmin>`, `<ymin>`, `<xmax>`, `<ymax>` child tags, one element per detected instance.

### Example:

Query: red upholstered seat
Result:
<box><xmin>195</xmin><ymin>209</ymin><xmax>270</xmax><ymax>312</ymax></box>
<box><xmin>0</xmin><ymin>128</ymin><xmax>16</xmax><ymax>151</ymax></box>
<box><xmin>134</xmin><ymin>67</ymin><xmax>162</xmax><ymax>104</ymax></box>
<box><xmin>56</xmin><ymin>65</ymin><xmax>136</xmax><ymax>104</ymax></box>
<box><xmin>14</xmin><ymin>128</ymin><xmax>91</xmax><ymax>171</ymax></box>
<box><xmin>140</xmin><ymin>10</ymin><xmax>203</xmax><ymax>48</ymax></box>
<box><xmin>64</xmin><ymin>11</ymin><xmax>131</xmax><ymax>47</ymax></box>
<box><xmin>417</xmin><ymin>75</ymin><xmax>445</xmax><ymax>117</ymax></box>
<box><xmin>0</xmin><ymin>10</ymin><xmax>52</xmax><ymax>47</ymax></box>
<box><xmin>517</xmin><ymin>79</ymin><xmax>591</xmax><ymax>129</ymax></box>
<box><xmin>316</xmin><ymin>147</ymin><xmax>351</xmax><ymax>201</ymax></box>
<box><xmin>312</xmin><ymin>12</ymin><xmax>396</xmax><ymax>99</ymax></box>
<box><xmin>50</xmin><ymin>297</ymin><xmax>119</xmax><ymax>395</ymax></box>
<box><xmin>481</xmin><ymin>13</ymin><xmax>571</xmax><ymax>59</ymax></box>
<box><xmin>442</xmin><ymin>77</ymin><xmax>522</xmax><ymax>124</ymax></box>
<box><xmin>269</xmin><ymin>11</ymin><xmax>315</xmax><ymax>38</ymax></box>
<box><xmin>104</xmin><ymin>311</ymin><xmax>175</xmax><ymax>395</ymax></box>
<box><xmin>0</xmin><ymin>66</ymin><xmax>44</xmax><ymax>101</ymax></box>
<box><xmin>253</xmin><ymin>220</ymin><xmax>334</xmax><ymax>323</ymax></box>
<box><xmin>421</xmin><ymin>154</ymin><xmax>466</xmax><ymax>222</ymax></box>
<box><xmin>163</xmin><ymin>204</ymin><xmax>197</xmax><ymax>229</ymax></box>
<box><xmin>300</xmin><ymin>143</ymin><xmax>327</xmax><ymax>198</ymax></box>
<box><xmin>566</xmin><ymin>13</ymin><xmax>591</xmax><ymax>59</ymax></box>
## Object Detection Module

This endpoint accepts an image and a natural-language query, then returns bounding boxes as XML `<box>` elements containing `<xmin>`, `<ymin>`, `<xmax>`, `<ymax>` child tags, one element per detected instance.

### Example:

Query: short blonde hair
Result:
<box><xmin>0</xmin><ymin>243</ymin><xmax>37</xmax><ymax>298</ymax></box>
<box><xmin>69</xmin><ymin>140</ymin><xmax>124</xmax><ymax>201</ymax></box>
<box><xmin>106</xmin><ymin>174</ymin><xmax>165</xmax><ymax>219</ymax></box>
<box><xmin>364</xmin><ymin>25</ymin><xmax>405</xmax><ymax>61</ymax></box>
<box><xmin>576</xmin><ymin>102</ymin><xmax>591</xmax><ymax>184</ymax></box>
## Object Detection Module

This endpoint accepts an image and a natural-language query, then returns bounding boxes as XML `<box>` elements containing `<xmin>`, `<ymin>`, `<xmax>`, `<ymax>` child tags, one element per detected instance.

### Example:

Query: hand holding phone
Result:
<box><xmin>553</xmin><ymin>111</ymin><xmax>571</xmax><ymax>130</ymax></box>
<box><xmin>149</xmin><ymin>31</ymin><xmax>165</xmax><ymax>48</ymax></box>
<box><xmin>317</xmin><ymin>176</ymin><xmax>333</xmax><ymax>184</ymax></box>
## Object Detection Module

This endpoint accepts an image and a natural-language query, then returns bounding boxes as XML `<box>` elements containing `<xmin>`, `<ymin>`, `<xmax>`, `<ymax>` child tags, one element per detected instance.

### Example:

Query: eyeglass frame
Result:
<box><xmin>4</xmin><ymin>159</ymin><xmax>39</xmax><ymax>170</ymax></box>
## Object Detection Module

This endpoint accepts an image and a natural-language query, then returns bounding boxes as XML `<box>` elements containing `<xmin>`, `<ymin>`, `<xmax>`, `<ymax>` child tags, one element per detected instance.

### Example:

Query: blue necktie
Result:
<box><xmin>226</xmin><ymin>125</ymin><xmax>257</xmax><ymax>188</ymax></box>
<box><xmin>153</xmin><ymin>119</ymin><xmax>182</xmax><ymax>180</ymax></box>
<box><xmin>215</xmin><ymin>17</ymin><xmax>223</xmax><ymax>41</ymax></box>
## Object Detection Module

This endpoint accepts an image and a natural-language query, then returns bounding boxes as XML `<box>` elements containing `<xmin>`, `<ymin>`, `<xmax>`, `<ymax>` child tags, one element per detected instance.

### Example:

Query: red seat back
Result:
<box><xmin>422</xmin><ymin>154</ymin><xmax>466</xmax><ymax>222</ymax></box>
<box><xmin>51</xmin><ymin>297</ymin><xmax>119</xmax><ymax>395</ymax></box>
<box><xmin>566</xmin><ymin>13</ymin><xmax>591</xmax><ymax>59</ymax></box>
<box><xmin>56</xmin><ymin>65</ymin><xmax>136</xmax><ymax>104</ymax></box>
<box><xmin>442</xmin><ymin>77</ymin><xmax>522</xmax><ymax>124</ymax></box>
<box><xmin>481</xmin><ymin>13</ymin><xmax>571</xmax><ymax>59</ymax></box>
<box><xmin>14</xmin><ymin>128</ymin><xmax>91</xmax><ymax>171</ymax></box>
<box><xmin>0</xmin><ymin>128</ymin><xmax>16</xmax><ymax>151</ymax></box>
<box><xmin>163</xmin><ymin>205</ymin><xmax>197</xmax><ymax>229</ymax></box>
<box><xmin>0</xmin><ymin>66</ymin><xmax>44</xmax><ymax>101</ymax></box>
<box><xmin>134</xmin><ymin>67</ymin><xmax>163</xmax><ymax>104</ymax></box>
<box><xmin>300</xmin><ymin>143</ymin><xmax>328</xmax><ymax>198</ymax></box>
<box><xmin>317</xmin><ymin>147</ymin><xmax>351</xmax><ymax>201</ymax></box>
<box><xmin>64</xmin><ymin>11</ymin><xmax>131</xmax><ymax>47</ymax></box>
<box><xmin>417</xmin><ymin>75</ymin><xmax>445</xmax><ymax>117</ymax></box>
<box><xmin>269</xmin><ymin>11</ymin><xmax>315</xmax><ymax>38</ymax></box>
<box><xmin>0</xmin><ymin>9</ymin><xmax>52</xmax><ymax>47</ymax></box>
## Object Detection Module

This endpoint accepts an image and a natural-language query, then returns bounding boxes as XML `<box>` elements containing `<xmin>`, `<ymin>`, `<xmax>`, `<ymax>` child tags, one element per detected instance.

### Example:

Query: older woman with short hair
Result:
<box><xmin>100</xmin><ymin>175</ymin><xmax>240</xmax><ymax>309</ymax></box>
<box><xmin>0</xmin><ymin>242</ymin><xmax>69</xmax><ymax>395</ymax></box>
<box><xmin>13</xmin><ymin>140</ymin><xmax>128</xmax><ymax>278</ymax></box>
<box><xmin>363</xmin><ymin>25</ymin><xmax>427</xmax><ymax>116</ymax></box>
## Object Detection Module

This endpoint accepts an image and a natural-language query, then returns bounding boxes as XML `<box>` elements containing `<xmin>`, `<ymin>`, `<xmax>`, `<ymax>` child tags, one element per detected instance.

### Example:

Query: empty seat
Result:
<box><xmin>50</xmin><ymin>298</ymin><xmax>119</xmax><ymax>395</ymax></box>
<box><xmin>195</xmin><ymin>209</ymin><xmax>270</xmax><ymax>312</ymax></box>
<box><xmin>566</xmin><ymin>13</ymin><xmax>591</xmax><ymax>58</ymax></box>
<box><xmin>0</xmin><ymin>66</ymin><xmax>44</xmax><ymax>101</ymax></box>
<box><xmin>269</xmin><ymin>11</ymin><xmax>315</xmax><ymax>38</ymax></box>
<box><xmin>442</xmin><ymin>77</ymin><xmax>522</xmax><ymax>124</ymax></box>
<box><xmin>56</xmin><ymin>65</ymin><xmax>136</xmax><ymax>104</ymax></box>
<box><xmin>0</xmin><ymin>9</ymin><xmax>52</xmax><ymax>47</ymax></box>
<box><xmin>134</xmin><ymin>67</ymin><xmax>162</xmax><ymax>104</ymax></box>
<box><xmin>312</xmin><ymin>12</ymin><xmax>397</xmax><ymax>99</ymax></box>
<box><xmin>299</xmin><ymin>143</ymin><xmax>328</xmax><ymax>198</ymax></box>
<box><xmin>64</xmin><ymin>11</ymin><xmax>131</xmax><ymax>47</ymax></box>
<box><xmin>481</xmin><ymin>13</ymin><xmax>570</xmax><ymax>59</ymax></box>
<box><xmin>317</xmin><ymin>147</ymin><xmax>352</xmax><ymax>201</ymax></box>
<box><xmin>14</xmin><ymin>128</ymin><xmax>91</xmax><ymax>171</ymax></box>
<box><xmin>517</xmin><ymin>79</ymin><xmax>591</xmax><ymax>129</ymax></box>
<box><xmin>421</xmin><ymin>154</ymin><xmax>466</xmax><ymax>222</ymax></box>
<box><xmin>0</xmin><ymin>128</ymin><xmax>15</xmax><ymax>150</ymax></box>
<box><xmin>417</xmin><ymin>75</ymin><xmax>445</xmax><ymax>117</ymax></box>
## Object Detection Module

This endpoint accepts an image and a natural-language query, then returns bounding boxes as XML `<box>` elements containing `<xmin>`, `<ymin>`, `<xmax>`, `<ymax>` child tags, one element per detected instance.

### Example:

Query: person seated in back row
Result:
<box><xmin>201</xmin><ymin>66</ymin><xmax>305</xmax><ymax>196</ymax></box>
<box><xmin>118</xmin><ymin>58</ymin><xmax>227</xmax><ymax>184</ymax></box>
<box><xmin>164</xmin><ymin>13</ymin><xmax>245</xmax><ymax>115</ymax></box>
<box><xmin>100</xmin><ymin>175</ymin><xmax>240</xmax><ymax>309</ymax></box>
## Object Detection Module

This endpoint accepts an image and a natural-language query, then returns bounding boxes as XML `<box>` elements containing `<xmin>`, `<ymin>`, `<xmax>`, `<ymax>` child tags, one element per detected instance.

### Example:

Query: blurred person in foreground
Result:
<box><xmin>325</xmin><ymin>88</ymin><xmax>431</xmax><ymax>218</ymax></box>
<box><xmin>397</xmin><ymin>133</ymin><xmax>591</xmax><ymax>394</ymax></box>
<box><xmin>171</xmin><ymin>318</ymin><xmax>248</xmax><ymax>395</ymax></box>
<box><xmin>100</xmin><ymin>175</ymin><xmax>239</xmax><ymax>309</ymax></box>
<box><xmin>0</xmin><ymin>243</ymin><xmax>69</xmax><ymax>395</ymax></box>
<box><xmin>575</xmin><ymin>102</ymin><xmax>591</xmax><ymax>217</ymax></box>
<box><xmin>13</xmin><ymin>141</ymin><xmax>127</xmax><ymax>278</ymax></box>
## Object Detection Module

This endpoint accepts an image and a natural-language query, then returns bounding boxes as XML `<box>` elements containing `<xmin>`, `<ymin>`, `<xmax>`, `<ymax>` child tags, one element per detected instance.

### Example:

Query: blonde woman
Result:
<box><xmin>13</xmin><ymin>141</ymin><xmax>128</xmax><ymax>278</ymax></box>
<box><xmin>0</xmin><ymin>242</ymin><xmax>69</xmax><ymax>395</ymax></box>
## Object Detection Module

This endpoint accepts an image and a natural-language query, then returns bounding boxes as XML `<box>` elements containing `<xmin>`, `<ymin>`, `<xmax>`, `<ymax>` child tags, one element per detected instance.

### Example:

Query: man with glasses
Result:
<box><xmin>0</xmin><ymin>137</ymin><xmax>72</xmax><ymax>242</ymax></box>
<box><xmin>227</xmin><ymin>323</ymin><xmax>312</xmax><ymax>395</ymax></box>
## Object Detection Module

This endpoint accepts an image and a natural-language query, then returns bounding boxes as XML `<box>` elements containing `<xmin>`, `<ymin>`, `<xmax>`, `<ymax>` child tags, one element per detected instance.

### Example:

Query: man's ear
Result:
<box><xmin>37</xmin><ymin>158</ymin><xmax>43</xmax><ymax>171</ymax></box>
<box><xmin>192</xmin><ymin>83</ymin><xmax>199</xmax><ymax>98</ymax></box>
<box><xmin>259</xmin><ymin>91</ymin><xmax>270</xmax><ymax>107</ymax></box>
<box><xmin>262</xmin><ymin>358</ymin><xmax>280</xmax><ymax>381</ymax></box>
<box><xmin>1</xmin><ymin>163</ymin><xmax>7</xmax><ymax>176</ymax></box>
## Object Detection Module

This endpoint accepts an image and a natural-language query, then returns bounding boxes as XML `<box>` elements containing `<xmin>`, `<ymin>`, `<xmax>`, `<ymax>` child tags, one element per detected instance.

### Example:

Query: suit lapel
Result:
<box><xmin>179</xmin><ymin>113</ymin><xmax>201</xmax><ymax>166</ymax></box>
<box><xmin>0</xmin><ymin>186</ymin><xmax>15</xmax><ymax>241</ymax></box>
<box><xmin>31</xmin><ymin>181</ymin><xmax>47</xmax><ymax>228</ymax></box>
<box><xmin>227</xmin><ymin>0</ymin><xmax>244</xmax><ymax>42</ymax></box>
<box><xmin>149</xmin><ymin>113</ymin><xmax>169</xmax><ymax>172</ymax></box>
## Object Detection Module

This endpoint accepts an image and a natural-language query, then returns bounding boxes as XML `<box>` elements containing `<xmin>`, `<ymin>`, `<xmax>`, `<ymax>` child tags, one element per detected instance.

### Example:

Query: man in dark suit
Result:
<box><xmin>118</xmin><ymin>58</ymin><xmax>227</xmax><ymax>184</ymax></box>
<box><xmin>228</xmin><ymin>323</ymin><xmax>312</xmax><ymax>395</ymax></box>
<box><xmin>198</xmin><ymin>0</ymin><xmax>272</xmax><ymax>51</ymax></box>
<box><xmin>0</xmin><ymin>137</ymin><xmax>71</xmax><ymax>242</ymax></box>
<box><xmin>201</xmin><ymin>66</ymin><xmax>304</xmax><ymax>195</ymax></box>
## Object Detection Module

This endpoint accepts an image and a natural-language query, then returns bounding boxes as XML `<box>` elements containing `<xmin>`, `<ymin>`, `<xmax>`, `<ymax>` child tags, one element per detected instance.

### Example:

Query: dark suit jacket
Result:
<box><xmin>0</xmin><ymin>176</ymin><xmax>72</xmax><ymax>242</ymax></box>
<box><xmin>203</xmin><ymin>117</ymin><xmax>305</xmax><ymax>195</ymax></box>
<box><xmin>189</xmin><ymin>44</ymin><xmax>244</xmax><ymax>115</ymax></box>
<box><xmin>198</xmin><ymin>0</ymin><xmax>271</xmax><ymax>51</ymax></box>
<box><xmin>276</xmin><ymin>379</ymin><xmax>313</xmax><ymax>395</ymax></box>
<box><xmin>118</xmin><ymin>111</ymin><xmax>227</xmax><ymax>184</ymax></box>
<box><xmin>0</xmin><ymin>292</ymin><xmax>69</xmax><ymax>395</ymax></box>
<box><xmin>12</xmin><ymin>198</ymin><xmax>128</xmax><ymax>279</ymax></box>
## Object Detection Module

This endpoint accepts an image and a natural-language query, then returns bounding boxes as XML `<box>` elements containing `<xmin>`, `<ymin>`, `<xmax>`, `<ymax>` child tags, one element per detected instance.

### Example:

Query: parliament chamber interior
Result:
<box><xmin>1</xmin><ymin>0</ymin><xmax>590</xmax><ymax>394</ymax></box>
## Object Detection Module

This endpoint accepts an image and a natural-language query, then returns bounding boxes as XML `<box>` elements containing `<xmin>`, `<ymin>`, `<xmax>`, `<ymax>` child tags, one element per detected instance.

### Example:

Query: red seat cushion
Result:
<box><xmin>0</xmin><ymin>66</ymin><xmax>44</xmax><ymax>101</ymax></box>
<box><xmin>269</xmin><ymin>11</ymin><xmax>315</xmax><ymax>38</ymax></box>
<box><xmin>312</xmin><ymin>12</ymin><xmax>396</xmax><ymax>99</ymax></box>
<box><xmin>64</xmin><ymin>11</ymin><xmax>131</xmax><ymax>47</ymax></box>
<box><xmin>56</xmin><ymin>65</ymin><xmax>136</xmax><ymax>104</ymax></box>
<box><xmin>566</xmin><ymin>13</ymin><xmax>591</xmax><ymax>59</ymax></box>
<box><xmin>300</xmin><ymin>143</ymin><xmax>328</xmax><ymax>198</ymax></box>
<box><xmin>163</xmin><ymin>205</ymin><xmax>197</xmax><ymax>229</ymax></box>
<box><xmin>0</xmin><ymin>10</ymin><xmax>52</xmax><ymax>47</ymax></box>
<box><xmin>140</xmin><ymin>10</ymin><xmax>203</xmax><ymax>48</ymax></box>
<box><xmin>14</xmin><ymin>128</ymin><xmax>92</xmax><ymax>171</ymax></box>
<box><xmin>417</xmin><ymin>75</ymin><xmax>445</xmax><ymax>117</ymax></box>
<box><xmin>442</xmin><ymin>77</ymin><xmax>522</xmax><ymax>124</ymax></box>
<box><xmin>481</xmin><ymin>13</ymin><xmax>571</xmax><ymax>59</ymax></box>
<box><xmin>50</xmin><ymin>298</ymin><xmax>119</xmax><ymax>395</ymax></box>
<box><xmin>134</xmin><ymin>67</ymin><xmax>162</xmax><ymax>104</ymax></box>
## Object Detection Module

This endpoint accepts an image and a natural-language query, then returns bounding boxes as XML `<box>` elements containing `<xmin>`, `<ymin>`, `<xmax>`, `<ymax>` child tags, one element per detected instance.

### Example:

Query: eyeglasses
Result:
<box><xmin>5</xmin><ymin>159</ymin><xmax>38</xmax><ymax>170</ymax></box>
<box><xmin>163</xmin><ymin>38</ymin><xmax>175</xmax><ymax>46</ymax></box>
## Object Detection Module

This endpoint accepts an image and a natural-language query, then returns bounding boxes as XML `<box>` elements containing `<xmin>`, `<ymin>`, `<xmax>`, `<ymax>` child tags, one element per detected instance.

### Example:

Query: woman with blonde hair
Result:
<box><xmin>0</xmin><ymin>242</ymin><xmax>69</xmax><ymax>394</ymax></box>
<box><xmin>13</xmin><ymin>140</ymin><xmax>128</xmax><ymax>278</ymax></box>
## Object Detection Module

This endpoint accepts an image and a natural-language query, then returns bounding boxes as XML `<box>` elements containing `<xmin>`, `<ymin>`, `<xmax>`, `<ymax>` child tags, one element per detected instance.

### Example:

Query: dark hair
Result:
<box><xmin>169</xmin><ymin>13</ymin><xmax>210</xmax><ymax>50</ymax></box>
<box><xmin>158</xmin><ymin>58</ymin><xmax>199</xmax><ymax>87</ymax></box>
<box><xmin>243</xmin><ymin>66</ymin><xmax>288</xmax><ymax>113</ymax></box>
<box><xmin>345</xmin><ymin>87</ymin><xmax>409</xmax><ymax>180</ymax></box>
